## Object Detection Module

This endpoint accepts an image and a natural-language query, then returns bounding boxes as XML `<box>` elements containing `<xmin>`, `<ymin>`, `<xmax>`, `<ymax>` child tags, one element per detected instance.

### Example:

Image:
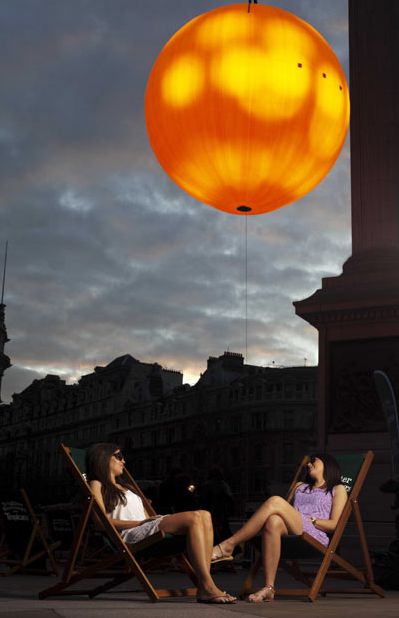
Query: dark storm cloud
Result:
<box><xmin>0</xmin><ymin>0</ymin><xmax>350</xmax><ymax>401</ymax></box>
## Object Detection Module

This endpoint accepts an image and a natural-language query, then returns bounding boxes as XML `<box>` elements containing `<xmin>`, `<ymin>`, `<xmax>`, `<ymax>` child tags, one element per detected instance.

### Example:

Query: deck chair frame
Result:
<box><xmin>241</xmin><ymin>450</ymin><xmax>385</xmax><ymax>601</ymax></box>
<box><xmin>39</xmin><ymin>444</ymin><xmax>198</xmax><ymax>601</ymax></box>
<box><xmin>0</xmin><ymin>489</ymin><xmax>60</xmax><ymax>576</ymax></box>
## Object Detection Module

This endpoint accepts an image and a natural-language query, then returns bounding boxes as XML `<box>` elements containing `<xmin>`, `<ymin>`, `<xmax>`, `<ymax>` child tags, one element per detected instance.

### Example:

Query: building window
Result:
<box><xmin>151</xmin><ymin>458</ymin><xmax>158</xmax><ymax>476</ymax></box>
<box><xmin>254</xmin><ymin>444</ymin><xmax>263</xmax><ymax>465</ymax></box>
<box><xmin>231</xmin><ymin>415</ymin><xmax>241</xmax><ymax>434</ymax></box>
<box><xmin>282</xmin><ymin>442</ymin><xmax>294</xmax><ymax>464</ymax></box>
<box><xmin>166</xmin><ymin>428</ymin><xmax>175</xmax><ymax>445</ymax></box>
<box><xmin>251</xmin><ymin>412</ymin><xmax>262</xmax><ymax>430</ymax></box>
<box><xmin>213</xmin><ymin>418</ymin><xmax>222</xmax><ymax>433</ymax></box>
<box><xmin>283</xmin><ymin>410</ymin><xmax>294</xmax><ymax>430</ymax></box>
<box><xmin>282</xmin><ymin>467</ymin><xmax>294</xmax><ymax>483</ymax></box>
<box><xmin>193</xmin><ymin>450</ymin><xmax>203</xmax><ymax>468</ymax></box>
<box><xmin>251</xmin><ymin>473</ymin><xmax>263</xmax><ymax>492</ymax></box>
<box><xmin>230</xmin><ymin>446</ymin><xmax>240</xmax><ymax>466</ymax></box>
<box><xmin>135</xmin><ymin>459</ymin><xmax>143</xmax><ymax>477</ymax></box>
<box><xmin>231</xmin><ymin>474</ymin><xmax>241</xmax><ymax>493</ymax></box>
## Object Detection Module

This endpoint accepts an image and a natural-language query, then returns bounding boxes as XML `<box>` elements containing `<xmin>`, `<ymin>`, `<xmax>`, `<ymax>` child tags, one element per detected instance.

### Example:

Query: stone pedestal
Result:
<box><xmin>294</xmin><ymin>0</ymin><xmax>399</xmax><ymax>547</ymax></box>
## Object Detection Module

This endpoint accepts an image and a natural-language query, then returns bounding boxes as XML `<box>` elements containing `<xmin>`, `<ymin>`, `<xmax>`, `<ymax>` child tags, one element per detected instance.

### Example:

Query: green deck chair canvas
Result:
<box><xmin>39</xmin><ymin>444</ymin><xmax>198</xmax><ymax>602</ymax></box>
<box><xmin>241</xmin><ymin>450</ymin><xmax>385</xmax><ymax>601</ymax></box>
<box><xmin>0</xmin><ymin>489</ymin><xmax>59</xmax><ymax>576</ymax></box>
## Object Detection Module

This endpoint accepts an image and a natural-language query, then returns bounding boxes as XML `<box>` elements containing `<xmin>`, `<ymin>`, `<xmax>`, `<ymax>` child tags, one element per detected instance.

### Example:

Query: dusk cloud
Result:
<box><xmin>0</xmin><ymin>0</ymin><xmax>350</xmax><ymax>402</ymax></box>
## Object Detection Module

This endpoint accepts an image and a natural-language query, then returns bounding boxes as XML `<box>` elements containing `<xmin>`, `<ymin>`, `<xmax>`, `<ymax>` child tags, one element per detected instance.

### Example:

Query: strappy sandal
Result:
<box><xmin>211</xmin><ymin>543</ymin><xmax>234</xmax><ymax>563</ymax></box>
<box><xmin>248</xmin><ymin>584</ymin><xmax>275</xmax><ymax>603</ymax></box>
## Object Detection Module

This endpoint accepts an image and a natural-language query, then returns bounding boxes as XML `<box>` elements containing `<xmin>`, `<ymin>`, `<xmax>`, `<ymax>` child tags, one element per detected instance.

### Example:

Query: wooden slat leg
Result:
<box><xmin>240</xmin><ymin>549</ymin><xmax>262</xmax><ymax>596</ymax></box>
<box><xmin>62</xmin><ymin>498</ymin><xmax>93</xmax><ymax>583</ymax></box>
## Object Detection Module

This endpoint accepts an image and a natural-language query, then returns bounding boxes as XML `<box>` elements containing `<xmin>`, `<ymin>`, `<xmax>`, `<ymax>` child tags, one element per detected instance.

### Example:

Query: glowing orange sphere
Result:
<box><xmin>145</xmin><ymin>3</ymin><xmax>349</xmax><ymax>215</ymax></box>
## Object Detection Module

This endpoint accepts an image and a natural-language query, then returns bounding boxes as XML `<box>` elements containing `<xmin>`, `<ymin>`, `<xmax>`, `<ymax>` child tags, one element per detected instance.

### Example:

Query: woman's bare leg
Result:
<box><xmin>198</xmin><ymin>510</ymin><xmax>213</xmax><ymax>564</ymax></box>
<box><xmin>160</xmin><ymin>511</ymin><xmax>235</xmax><ymax>601</ymax></box>
<box><xmin>248</xmin><ymin>514</ymin><xmax>288</xmax><ymax>602</ymax></box>
<box><xmin>214</xmin><ymin>496</ymin><xmax>302</xmax><ymax>558</ymax></box>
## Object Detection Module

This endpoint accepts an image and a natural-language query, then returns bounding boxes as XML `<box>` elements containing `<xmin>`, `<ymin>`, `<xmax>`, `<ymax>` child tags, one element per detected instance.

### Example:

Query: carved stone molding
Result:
<box><xmin>304</xmin><ymin>305</ymin><xmax>399</xmax><ymax>327</ymax></box>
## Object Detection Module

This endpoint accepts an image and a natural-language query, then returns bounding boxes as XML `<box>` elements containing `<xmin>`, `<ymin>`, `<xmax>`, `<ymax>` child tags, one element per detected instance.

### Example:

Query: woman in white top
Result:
<box><xmin>87</xmin><ymin>443</ymin><xmax>236</xmax><ymax>604</ymax></box>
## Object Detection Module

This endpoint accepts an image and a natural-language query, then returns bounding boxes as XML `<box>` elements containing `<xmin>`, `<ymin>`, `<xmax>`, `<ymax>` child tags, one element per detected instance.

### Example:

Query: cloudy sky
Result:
<box><xmin>0</xmin><ymin>0</ymin><xmax>350</xmax><ymax>402</ymax></box>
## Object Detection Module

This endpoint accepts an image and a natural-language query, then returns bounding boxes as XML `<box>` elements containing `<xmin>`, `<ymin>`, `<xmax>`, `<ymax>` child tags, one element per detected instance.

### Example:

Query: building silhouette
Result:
<box><xmin>109</xmin><ymin>352</ymin><xmax>316</xmax><ymax>513</ymax></box>
<box><xmin>0</xmin><ymin>303</ymin><xmax>10</xmax><ymax>405</ymax></box>
<box><xmin>0</xmin><ymin>351</ymin><xmax>316</xmax><ymax>510</ymax></box>
<box><xmin>0</xmin><ymin>242</ymin><xmax>11</xmax><ymax>404</ymax></box>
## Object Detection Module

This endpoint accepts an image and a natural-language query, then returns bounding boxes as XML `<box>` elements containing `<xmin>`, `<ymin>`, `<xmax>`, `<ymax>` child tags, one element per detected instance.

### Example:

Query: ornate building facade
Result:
<box><xmin>109</xmin><ymin>352</ymin><xmax>317</xmax><ymax>512</ymax></box>
<box><xmin>0</xmin><ymin>355</ymin><xmax>182</xmax><ymax>502</ymax></box>
<box><xmin>0</xmin><ymin>351</ymin><xmax>317</xmax><ymax>511</ymax></box>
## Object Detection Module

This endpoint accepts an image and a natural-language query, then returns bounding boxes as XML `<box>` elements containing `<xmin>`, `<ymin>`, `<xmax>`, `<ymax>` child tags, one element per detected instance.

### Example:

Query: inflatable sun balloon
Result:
<box><xmin>145</xmin><ymin>3</ymin><xmax>349</xmax><ymax>215</ymax></box>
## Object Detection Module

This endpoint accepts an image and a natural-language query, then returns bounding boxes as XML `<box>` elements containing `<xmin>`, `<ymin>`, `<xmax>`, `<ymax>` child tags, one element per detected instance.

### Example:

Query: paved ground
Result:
<box><xmin>0</xmin><ymin>566</ymin><xmax>396</xmax><ymax>618</ymax></box>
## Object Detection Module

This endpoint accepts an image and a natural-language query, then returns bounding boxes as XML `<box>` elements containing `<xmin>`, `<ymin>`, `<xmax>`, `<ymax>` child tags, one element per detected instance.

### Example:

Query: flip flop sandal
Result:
<box><xmin>197</xmin><ymin>592</ymin><xmax>237</xmax><ymax>604</ymax></box>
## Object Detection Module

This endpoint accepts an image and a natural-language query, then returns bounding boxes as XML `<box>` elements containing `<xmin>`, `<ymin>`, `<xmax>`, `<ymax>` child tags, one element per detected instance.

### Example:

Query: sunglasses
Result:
<box><xmin>112</xmin><ymin>451</ymin><xmax>124</xmax><ymax>461</ymax></box>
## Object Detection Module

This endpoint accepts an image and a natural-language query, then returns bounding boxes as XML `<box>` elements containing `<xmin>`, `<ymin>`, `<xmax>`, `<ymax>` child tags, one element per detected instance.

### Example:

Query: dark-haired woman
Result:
<box><xmin>211</xmin><ymin>453</ymin><xmax>347</xmax><ymax>603</ymax></box>
<box><xmin>86</xmin><ymin>443</ymin><xmax>236</xmax><ymax>604</ymax></box>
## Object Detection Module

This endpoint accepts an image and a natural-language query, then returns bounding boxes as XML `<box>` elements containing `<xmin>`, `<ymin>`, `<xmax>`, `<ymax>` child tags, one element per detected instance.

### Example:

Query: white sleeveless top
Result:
<box><xmin>111</xmin><ymin>489</ymin><xmax>164</xmax><ymax>544</ymax></box>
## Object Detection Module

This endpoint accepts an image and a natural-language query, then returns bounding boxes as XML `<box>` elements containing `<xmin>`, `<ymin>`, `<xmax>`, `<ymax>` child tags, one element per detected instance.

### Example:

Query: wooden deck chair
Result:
<box><xmin>39</xmin><ymin>444</ymin><xmax>198</xmax><ymax>601</ymax></box>
<box><xmin>0</xmin><ymin>489</ymin><xmax>60</xmax><ymax>576</ymax></box>
<box><xmin>241</xmin><ymin>450</ymin><xmax>385</xmax><ymax>601</ymax></box>
<box><xmin>43</xmin><ymin>504</ymin><xmax>80</xmax><ymax>562</ymax></box>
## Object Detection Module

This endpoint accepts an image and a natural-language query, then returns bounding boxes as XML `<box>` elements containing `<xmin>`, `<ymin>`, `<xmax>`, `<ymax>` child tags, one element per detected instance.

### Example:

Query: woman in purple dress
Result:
<box><xmin>211</xmin><ymin>453</ymin><xmax>347</xmax><ymax>603</ymax></box>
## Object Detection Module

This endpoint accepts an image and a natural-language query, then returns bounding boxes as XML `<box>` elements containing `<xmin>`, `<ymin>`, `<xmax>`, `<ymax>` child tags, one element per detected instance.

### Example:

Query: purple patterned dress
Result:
<box><xmin>293</xmin><ymin>483</ymin><xmax>334</xmax><ymax>546</ymax></box>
